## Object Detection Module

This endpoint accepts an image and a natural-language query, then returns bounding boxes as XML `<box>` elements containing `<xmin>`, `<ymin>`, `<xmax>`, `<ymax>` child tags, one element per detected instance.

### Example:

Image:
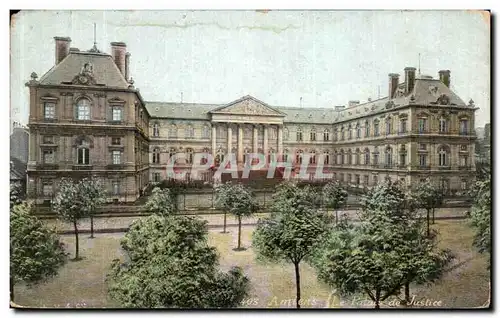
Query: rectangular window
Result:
<box><xmin>374</xmin><ymin>123</ymin><xmax>379</xmax><ymax>136</ymax></box>
<box><xmin>364</xmin><ymin>175</ymin><xmax>369</xmax><ymax>185</ymax></box>
<box><xmin>460</xmin><ymin>120</ymin><xmax>469</xmax><ymax>135</ymax></box>
<box><xmin>365</xmin><ymin>124</ymin><xmax>370</xmax><ymax>137</ymax></box>
<box><xmin>112</xmin><ymin>151</ymin><xmax>122</xmax><ymax>165</ymax></box>
<box><xmin>373</xmin><ymin>154</ymin><xmax>379</xmax><ymax>165</ymax></box>
<box><xmin>43</xmin><ymin>149</ymin><xmax>55</xmax><ymax>164</ymax></box>
<box><xmin>419</xmin><ymin>154</ymin><xmax>427</xmax><ymax>167</ymax></box>
<box><xmin>111</xmin><ymin>137</ymin><xmax>121</xmax><ymax>145</ymax></box>
<box><xmin>42</xmin><ymin>136</ymin><xmax>54</xmax><ymax>144</ymax></box>
<box><xmin>42</xmin><ymin>181</ymin><xmax>53</xmax><ymax>197</ymax></box>
<box><xmin>461</xmin><ymin>180</ymin><xmax>467</xmax><ymax>190</ymax></box>
<box><xmin>373</xmin><ymin>175</ymin><xmax>378</xmax><ymax>185</ymax></box>
<box><xmin>418</xmin><ymin>118</ymin><xmax>427</xmax><ymax>133</ymax></box>
<box><xmin>44</xmin><ymin>102</ymin><xmax>55</xmax><ymax>119</ymax></box>
<box><xmin>355</xmin><ymin>175</ymin><xmax>360</xmax><ymax>185</ymax></box>
<box><xmin>112</xmin><ymin>107</ymin><xmax>123</xmax><ymax>121</ymax></box>
<box><xmin>77</xmin><ymin>148</ymin><xmax>90</xmax><ymax>165</ymax></box>
<box><xmin>460</xmin><ymin>156</ymin><xmax>468</xmax><ymax>166</ymax></box>
<box><xmin>310</xmin><ymin>132</ymin><xmax>316</xmax><ymax>141</ymax></box>
<box><xmin>112</xmin><ymin>181</ymin><xmax>119</xmax><ymax>195</ymax></box>
<box><xmin>153</xmin><ymin>172</ymin><xmax>161</xmax><ymax>182</ymax></box>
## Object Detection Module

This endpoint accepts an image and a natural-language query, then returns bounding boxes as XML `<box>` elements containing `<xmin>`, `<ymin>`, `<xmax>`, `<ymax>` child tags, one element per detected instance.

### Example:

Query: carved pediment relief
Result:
<box><xmin>430</xmin><ymin>94</ymin><xmax>451</xmax><ymax>105</ymax></box>
<box><xmin>211</xmin><ymin>96</ymin><xmax>284</xmax><ymax>116</ymax></box>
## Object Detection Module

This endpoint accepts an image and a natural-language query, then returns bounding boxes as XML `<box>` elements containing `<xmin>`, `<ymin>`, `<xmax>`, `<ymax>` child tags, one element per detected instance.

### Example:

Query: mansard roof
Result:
<box><xmin>38</xmin><ymin>51</ymin><xmax>129</xmax><ymax>88</ymax></box>
<box><xmin>144</xmin><ymin>77</ymin><xmax>471</xmax><ymax>124</ymax></box>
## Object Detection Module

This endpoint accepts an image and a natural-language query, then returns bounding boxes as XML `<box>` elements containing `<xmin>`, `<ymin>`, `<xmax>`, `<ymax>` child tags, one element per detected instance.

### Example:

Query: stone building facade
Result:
<box><xmin>26</xmin><ymin>36</ymin><xmax>478</xmax><ymax>204</ymax></box>
<box><xmin>26</xmin><ymin>37</ymin><xmax>150</xmax><ymax>204</ymax></box>
<box><xmin>146</xmin><ymin>67</ymin><xmax>477</xmax><ymax>194</ymax></box>
<box><xmin>10</xmin><ymin>122</ymin><xmax>29</xmax><ymax>164</ymax></box>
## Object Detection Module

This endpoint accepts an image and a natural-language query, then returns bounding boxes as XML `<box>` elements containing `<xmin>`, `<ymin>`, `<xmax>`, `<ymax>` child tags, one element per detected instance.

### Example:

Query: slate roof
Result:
<box><xmin>39</xmin><ymin>51</ymin><xmax>129</xmax><ymax>88</ymax></box>
<box><xmin>144</xmin><ymin>77</ymin><xmax>470</xmax><ymax>124</ymax></box>
<box><xmin>10</xmin><ymin>157</ymin><xmax>26</xmax><ymax>181</ymax></box>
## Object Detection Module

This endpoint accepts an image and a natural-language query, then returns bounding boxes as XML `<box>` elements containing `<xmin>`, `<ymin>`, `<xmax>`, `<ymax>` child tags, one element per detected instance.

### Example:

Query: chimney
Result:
<box><xmin>110</xmin><ymin>42</ymin><xmax>127</xmax><ymax>76</ymax></box>
<box><xmin>388</xmin><ymin>73</ymin><xmax>399</xmax><ymax>99</ymax></box>
<box><xmin>54</xmin><ymin>36</ymin><xmax>71</xmax><ymax>64</ymax></box>
<box><xmin>438</xmin><ymin>70</ymin><xmax>451</xmax><ymax>87</ymax></box>
<box><xmin>404</xmin><ymin>67</ymin><xmax>416</xmax><ymax>94</ymax></box>
<box><xmin>348</xmin><ymin>100</ymin><xmax>360</xmax><ymax>107</ymax></box>
<box><xmin>125</xmin><ymin>52</ymin><xmax>131</xmax><ymax>81</ymax></box>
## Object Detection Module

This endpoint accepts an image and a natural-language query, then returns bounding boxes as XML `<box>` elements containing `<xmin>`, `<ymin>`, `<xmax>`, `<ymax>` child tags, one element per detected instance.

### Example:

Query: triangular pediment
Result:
<box><xmin>210</xmin><ymin>95</ymin><xmax>285</xmax><ymax>117</ymax></box>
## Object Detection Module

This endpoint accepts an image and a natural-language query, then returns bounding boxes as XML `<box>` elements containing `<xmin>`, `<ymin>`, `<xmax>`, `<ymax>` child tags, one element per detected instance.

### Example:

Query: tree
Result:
<box><xmin>312</xmin><ymin>181</ymin><xmax>453</xmax><ymax>308</ymax></box>
<box><xmin>10</xmin><ymin>182</ymin><xmax>24</xmax><ymax>209</ymax></box>
<box><xmin>468</xmin><ymin>177</ymin><xmax>491</xmax><ymax>263</ymax></box>
<box><xmin>79</xmin><ymin>178</ymin><xmax>106</xmax><ymax>238</ymax></box>
<box><xmin>215</xmin><ymin>183</ymin><xmax>257</xmax><ymax>250</ymax></box>
<box><xmin>52</xmin><ymin>178</ymin><xmax>87</xmax><ymax>260</ymax></box>
<box><xmin>322</xmin><ymin>181</ymin><xmax>348</xmax><ymax>223</ymax></box>
<box><xmin>10</xmin><ymin>202</ymin><xmax>67</xmax><ymax>302</ymax></box>
<box><xmin>145</xmin><ymin>187</ymin><xmax>176</xmax><ymax>216</ymax></box>
<box><xmin>414</xmin><ymin>179</ymin><xmax>444</xmax><ymax>235</ymax></box>
<box><xmin>107</xmin><ymin>215</ymin><xmax>250</xmax><ymax>308</ymax></box>
<box><xmin>253</xmin><ymin>182</ymin><xmax>330</xmax><ymax>308</ymax></box>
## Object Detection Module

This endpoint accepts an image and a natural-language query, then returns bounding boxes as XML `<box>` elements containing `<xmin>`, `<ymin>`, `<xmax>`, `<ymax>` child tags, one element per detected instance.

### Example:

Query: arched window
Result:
<box><xmin>202</xmin><ymin>125</ymin><xmax>210</xmax><ymax>139</ymax></box>
<box><xmin>283</xmin><ymin>127</ymin><xmax>289</xmax><ymax>141</ymax></box>
<box><xmin>364</xmin><ymin>148</ymin><xmax>370</xmax><ymax>165</ymax></box>
<box><xmin>169</xmin><ymin>124</ymin><xmax>177</xmax><ymax>138</ymax></box>
<box><xmin>152</xmin><ymin>148</ymin><xmax>160</xmax><ymax>164</ymax></box>
<box><xmin>385</xmin><ymin>146</ymin><xmax>393</xmax><ymax>167</ymax></box>
<box><xmin>356</xmin><ymin>123</ymin><xmax>361</xmax><ymax>139</ymax></box>
<box><xmin>76</xmin><ymin>98</ymin><xmax>91</xmax><ymax>120</ymax></box>
<box><xmin>459</xmin><ymin>117</ymin><xmax>469</xmax><ymax>135</ymax></box>
<box><xmin>185</xmin><ymin>124</ymin><xmax>194</xmax><ymax>139</ymax></box>
<box><xmin>373</xmin><ymin>146</ymin><xmax>379</xmax><ymax>165</ymax></box>
<box><xmin>296</xmin><ymin>149</ymin><xmax>303</xmax><ymax>164</ymax></box>
<box><xmin>296</xmin><ymin>128</ymin><xmax>303</xmax><ymax>141</ymax></box>
<box><xmin>77</xmin><ymin>140</ymin><xmax>90</xmax><ymax>165</ymax></box>
<box><xmin>355</xmin><ymin>148</ymin><xmax>360</xmax><ymax>165</ymax></box>
<box><xmin>323</xmin><ymin>150</ymin><xmax>330</xmax><ymax>165</ymax></box>
<box><xmin>201</xmin><ymin>147</ymin><xmax>210</xmax><ymax>165</ymax></box>
<box><xmin>439</xmin><ymin>116</ymin><xmax>448</xmax><ymax>133</ymax></box>
<box><xmin>186</xmin><ymin>148</ymin><xmax>193</xmax><ymax>164</ymax></box>
<box><xmin>323</xmin><ymin>129</ymin><xmax>330</xmax><ymax>141</ymax></box>
<box><xmin>310</xmin><ymin>128</ymin><xmax>316</xmax><ymax>141</ymax></box>
<box><xmin>348</xmin><ymin>125</ymin><xmax>353</xmax><ymax>140</ymax></box>
<box><xmin>347</xmin><ymin>149</ymin><xmax>352</xmax><ymax>165</ymax></box>
<box><xmin>153</xmin><ymin>123</ymin><xmax>160</xmax><ymax>137</ymax></box>
<box><xmin>283</xmin><ymin>149</ymin><xmax>289</xmax><ymax>162</ymax></box>
<box><xmin>438</xmin><ymin>146</ymin><xmax>449</xmax><ymax>166</ymax></box>
<box><xmin>364</xmin><ymin>121</ymin><xmax>370</xmax><ymax>137</ymax></box>
<box><xmin>339</xmin><ymin>149</ymin><xmax>344</xmax><ymax>165</ymax></box>
<box><xmin>309</xmin><ymin>150</ymin><xmax>316</xmax><ymax>164</ymax></box>
<box><xmin>341</xmin><ymin>127</ymin><xmax>345</xmax><ymax>140</ymax></box>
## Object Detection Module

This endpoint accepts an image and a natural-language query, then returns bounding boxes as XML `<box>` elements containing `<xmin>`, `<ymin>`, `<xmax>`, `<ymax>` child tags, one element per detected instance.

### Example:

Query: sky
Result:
<box><xmin>10</xmin><ymin>10</ymin><xmax>491</xmax><ymax>128</ymax></box>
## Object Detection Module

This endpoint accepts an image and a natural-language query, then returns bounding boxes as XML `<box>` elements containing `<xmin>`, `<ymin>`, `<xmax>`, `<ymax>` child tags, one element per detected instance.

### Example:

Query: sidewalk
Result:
<box><xmin>44</xmin><ymin>207</ymin><xmax>469</xmax><ymax>235</ymax></box>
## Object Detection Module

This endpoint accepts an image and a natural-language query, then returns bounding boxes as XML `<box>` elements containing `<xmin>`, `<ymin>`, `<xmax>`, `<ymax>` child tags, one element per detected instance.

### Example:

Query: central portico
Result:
<box><xmin>209</xmin><ymin>95</ymin><xmax>285</xmax><ymax>165</ymax></box>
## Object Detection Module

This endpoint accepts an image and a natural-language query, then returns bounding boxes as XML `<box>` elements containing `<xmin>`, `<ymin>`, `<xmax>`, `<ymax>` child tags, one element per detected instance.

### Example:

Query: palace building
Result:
<box><xmin>26</xmin><ymin>37</ymin><xmax>478</xmax><ymax>203</ymax></box>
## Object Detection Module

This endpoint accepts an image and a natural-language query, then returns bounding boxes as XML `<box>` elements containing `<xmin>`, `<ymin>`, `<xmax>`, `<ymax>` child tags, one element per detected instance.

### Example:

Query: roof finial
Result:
<box><xmin>88</xmin><ymin>23</ymin><xmax>100</xmax><ymax>53</ymax></box>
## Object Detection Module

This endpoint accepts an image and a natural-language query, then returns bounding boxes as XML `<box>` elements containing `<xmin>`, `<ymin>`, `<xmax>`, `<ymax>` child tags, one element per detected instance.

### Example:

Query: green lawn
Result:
<box><xmin>13</xmin><ymin>219</ymin><xmax>490</xmax><ymax>309</ymax></box>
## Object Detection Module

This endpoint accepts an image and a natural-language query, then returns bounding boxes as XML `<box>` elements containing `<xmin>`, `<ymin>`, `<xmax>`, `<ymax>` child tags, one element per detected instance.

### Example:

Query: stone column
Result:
<box><xmin>238</xmin><ymin>124</ymin><xmax>243</xmax><ymax>163</ymax></box>
<box><xmin>211</xmin><ymin>124</ymin><xmax>216</xmax><ymax>157</ymax></box>
<box><xmin>263</xmin><ymin>125</ymin><xmax>269</xmax><ymax>156</ymax></box>
<box><xmin>253</xmin><ymin>125</ymin><xmax>258</xmax><ymax>153</ymax></box>
<box><xmin>277</xmin><ymin>125</ymin><xmax>283</xmax><ymax>156</ymax></box>
<box><xmin>227</xmin><ymin>123</ymin><xmax>232</xmax><ymax>154</ymax></box>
